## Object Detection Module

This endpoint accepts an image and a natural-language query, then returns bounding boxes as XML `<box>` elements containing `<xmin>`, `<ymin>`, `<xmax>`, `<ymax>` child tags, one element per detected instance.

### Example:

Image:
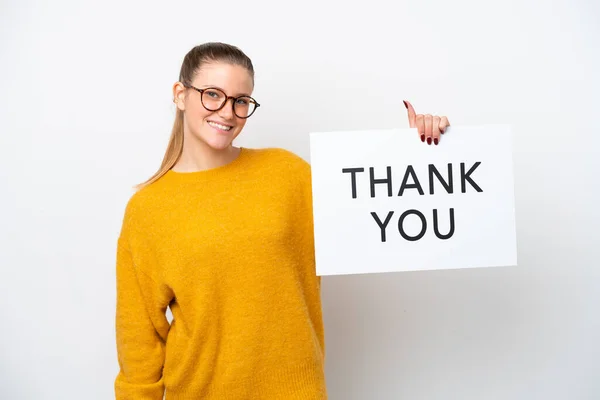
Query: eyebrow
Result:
<box><xmin>198</xmin><ymin>85</ymin><xmax>251</xmax><ymax>97</ymax></box>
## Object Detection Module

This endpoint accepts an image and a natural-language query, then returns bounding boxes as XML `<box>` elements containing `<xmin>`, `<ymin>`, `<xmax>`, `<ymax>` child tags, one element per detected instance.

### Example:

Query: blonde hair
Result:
<box><xmin>135</xmin><ymin>42</ymin><xmax>255</xmax><ymax>190</ymax></box>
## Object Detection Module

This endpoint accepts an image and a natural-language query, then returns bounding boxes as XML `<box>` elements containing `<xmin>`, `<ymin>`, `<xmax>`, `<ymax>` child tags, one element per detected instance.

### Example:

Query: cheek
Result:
<box><xmin>195</xmin><ymin>105</ymin><xmax>212</xmax><ymax>120</ymax></box>
<box><xmin>233</xmin><ymin>119</ymin><xmax>247</xmax><ymax>135</ymax></box>
<box><xmin>190</xmin><ymin>109</ymin><xmax>213</xmax><ymax>131</ymax></box>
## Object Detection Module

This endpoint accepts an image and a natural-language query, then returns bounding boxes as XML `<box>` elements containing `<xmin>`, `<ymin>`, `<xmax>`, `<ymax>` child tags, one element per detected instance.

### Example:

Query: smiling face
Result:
<box><xmin>174</xmin><ymin>62</ymin><xmax>255</xmax><ymax>152</ymax></box>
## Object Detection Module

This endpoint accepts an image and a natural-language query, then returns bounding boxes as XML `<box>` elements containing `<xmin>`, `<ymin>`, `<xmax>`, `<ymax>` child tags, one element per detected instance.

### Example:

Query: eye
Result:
<box><xmin>236</xmin><ymin>98</ymin><xmax>249</xmax><ymax>105</ymax></box>
<box><xmin>205</xmin><ymin>90</ymin><xmax>221</xmax><ymax>99</ymax></box>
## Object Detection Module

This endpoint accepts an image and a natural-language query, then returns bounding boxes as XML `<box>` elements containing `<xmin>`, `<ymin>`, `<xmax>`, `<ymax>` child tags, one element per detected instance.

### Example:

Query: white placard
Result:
<box><xmin>309</xmin><ymin>125</ymin><xmax>517</xmax><ymax>276</ymax></box>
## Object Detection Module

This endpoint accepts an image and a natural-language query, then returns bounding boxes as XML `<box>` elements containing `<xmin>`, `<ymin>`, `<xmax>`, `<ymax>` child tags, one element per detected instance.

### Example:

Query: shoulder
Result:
<box><xmin>118</xmin><ymin>181</ymin><xmax>165</xmax><ymax>241</ymax></box>
<box><xmin>247</xmin><ymin>146</ymin><xmax>311</xmax><ymax>176</ymax></box>
<box><xmin>125</xmin><ymin>176</ymin><xmax>165</xmax><ymax>212</ymax></box>
<box><xmin>250</xmin><ymin>148</ymin><xmax>313</xmax><ymax>199</ymax></box>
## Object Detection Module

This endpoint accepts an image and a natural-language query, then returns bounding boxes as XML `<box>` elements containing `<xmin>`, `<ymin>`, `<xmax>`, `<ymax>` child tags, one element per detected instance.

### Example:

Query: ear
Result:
<box><xmin>172</xmin><ymin>82</ymin><xmax>187</xmax><ymax>111</ymax></box>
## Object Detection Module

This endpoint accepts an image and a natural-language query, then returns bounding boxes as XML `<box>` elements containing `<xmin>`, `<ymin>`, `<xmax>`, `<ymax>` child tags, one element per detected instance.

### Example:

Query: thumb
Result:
<box><xmin>403</xmin><ymin>100</ymin><xmax>417</xmax><ymax>128</ymax></box>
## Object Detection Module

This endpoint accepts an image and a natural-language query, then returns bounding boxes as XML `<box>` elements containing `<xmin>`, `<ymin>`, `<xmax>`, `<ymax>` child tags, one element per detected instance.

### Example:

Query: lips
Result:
<box><xmin>207</xmin><ymin>120</ymin><xmax>233</xmax><ymax>131</ymax></box>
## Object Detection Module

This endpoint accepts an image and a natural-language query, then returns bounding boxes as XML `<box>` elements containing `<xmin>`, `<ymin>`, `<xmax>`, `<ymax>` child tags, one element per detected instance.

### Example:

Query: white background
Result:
<box><xmin>1</xmin><ymin>0</ymin><xmax>599</xmax><ymax>399</ymax></box>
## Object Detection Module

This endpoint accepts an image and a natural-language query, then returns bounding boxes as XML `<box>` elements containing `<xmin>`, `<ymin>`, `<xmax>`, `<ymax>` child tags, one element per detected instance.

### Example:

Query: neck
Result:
<box><xmin>173</xmin><ymin>137</ymin><xmax>240</xmax><ymax>173</ymax></box>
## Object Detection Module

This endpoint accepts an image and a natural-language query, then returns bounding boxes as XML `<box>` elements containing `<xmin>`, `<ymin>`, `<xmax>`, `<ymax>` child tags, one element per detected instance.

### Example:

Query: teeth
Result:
<box><xmin>208</xmin><ymin>121</ymin><xmax>231</xmax><ymax>131</ymax></box>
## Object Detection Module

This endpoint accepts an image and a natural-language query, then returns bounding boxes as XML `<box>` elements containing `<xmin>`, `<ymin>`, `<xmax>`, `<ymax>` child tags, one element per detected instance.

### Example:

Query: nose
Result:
<box><xmin>217</xmin><ymin>97</ymin><xmax>235</xmax><ymax>119</ymax></box>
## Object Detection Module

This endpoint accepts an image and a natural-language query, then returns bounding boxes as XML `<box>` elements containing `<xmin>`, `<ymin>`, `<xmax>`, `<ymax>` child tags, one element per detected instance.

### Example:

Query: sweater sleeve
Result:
<box><xmin>114</xmin><ymin>238</ymin><xmax>172</xmax><ymax>400</ymax></box>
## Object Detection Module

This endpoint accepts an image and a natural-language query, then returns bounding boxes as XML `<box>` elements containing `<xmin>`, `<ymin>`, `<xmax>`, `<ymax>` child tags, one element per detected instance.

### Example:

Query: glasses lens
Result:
<box><xmin>201</xmin><ymin>88</ymin><xmax>226</xmax><ymax>111</ymax></box>
<box><xmin>234</xmin><ymin>97</ymin><xmax>257</xmax><ymax>118</ymax></box>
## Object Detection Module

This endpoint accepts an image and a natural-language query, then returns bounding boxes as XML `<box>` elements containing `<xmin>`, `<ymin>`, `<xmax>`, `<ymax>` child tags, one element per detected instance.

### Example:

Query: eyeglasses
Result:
<box><xmin>183</xmin><ymin>84</ymin><xmax>260</xmax><ymax>119</ymax></box>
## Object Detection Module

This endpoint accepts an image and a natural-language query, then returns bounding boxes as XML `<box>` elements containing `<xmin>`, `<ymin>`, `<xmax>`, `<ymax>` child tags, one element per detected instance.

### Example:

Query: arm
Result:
<box><xmin>114</xmin><ymin>238</ymin><xmax>172</xmax><ymax>400</ymax></box>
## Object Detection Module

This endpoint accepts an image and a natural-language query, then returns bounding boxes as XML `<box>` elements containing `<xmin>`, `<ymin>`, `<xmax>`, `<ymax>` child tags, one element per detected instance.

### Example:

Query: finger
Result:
<box><xmin>416</xmin><ymin>114</ymin><xmax>425</xmax><ymax>142</ymax></box>
<box><xmin>439</xmin><ymin>116</ymin><xmax>450</xmax><ymax>134</ymax></box>
<box><xmin>432</xmin><ymin>116</ymin><xmax>441</xmax><ymax>145</ymax></box>
<box><xmin>404</xmin><ymin>100</ymin><xmax>417</xmax><ymax>128</ymax></box>
<box><xmin>424</xmin><ymin>114</ymin><xmax>433</xmax><ymax>145</ymax></box>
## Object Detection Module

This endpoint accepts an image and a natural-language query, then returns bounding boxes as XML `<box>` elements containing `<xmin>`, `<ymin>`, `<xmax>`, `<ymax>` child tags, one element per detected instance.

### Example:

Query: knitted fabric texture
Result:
<box><xmin>115</xmin><ymin>147</ymin><xmax>326</xmax><ymax>399</ymax></box>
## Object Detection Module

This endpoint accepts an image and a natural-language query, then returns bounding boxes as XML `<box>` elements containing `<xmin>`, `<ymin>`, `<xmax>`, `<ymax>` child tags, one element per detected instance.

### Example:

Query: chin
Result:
<box><xmin>201</xmin><ymin>134</ymin><xmax>236</xmax><ymax>151</ymax></box>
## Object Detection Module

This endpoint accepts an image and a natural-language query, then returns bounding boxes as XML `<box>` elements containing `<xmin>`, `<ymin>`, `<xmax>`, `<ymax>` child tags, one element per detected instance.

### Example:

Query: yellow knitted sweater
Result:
<box><xmin>114</xmin><ymin>147</ymin><xmax>326</xmax><ymax>399</ymax></box>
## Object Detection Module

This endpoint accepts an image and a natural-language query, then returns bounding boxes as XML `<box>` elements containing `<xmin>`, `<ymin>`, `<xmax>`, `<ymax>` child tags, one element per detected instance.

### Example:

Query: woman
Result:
<box><xmin>114</xmin><ymin>42</ymin><xmax>450</xmax><ymax>400</ymax></box>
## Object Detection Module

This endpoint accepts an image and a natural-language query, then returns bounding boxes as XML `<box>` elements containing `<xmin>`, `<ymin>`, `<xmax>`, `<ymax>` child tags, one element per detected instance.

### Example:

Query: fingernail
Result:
<box><xmin>427</xmin><ymin>137</ymin><xmax>432</xmax><ymax>145</ymax></box>
<box><xmin>403</xmin><ymin>100</ymin><xmax>408</xmax><ymax>109</ymax></box>
<box><xmin>434</xmin><ymin>138</ymin><xmax>439</xmax><ymax>145</ymax></box>
<box><xmin>421</xmin><ymin>134</ymin><xmax>425</xmax><ymax>142</ymax></box>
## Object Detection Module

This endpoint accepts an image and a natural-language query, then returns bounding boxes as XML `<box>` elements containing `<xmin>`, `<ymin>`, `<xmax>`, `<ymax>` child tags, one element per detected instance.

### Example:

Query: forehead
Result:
<box><xmin>192</xmin><ymin>62</ymin><xmax>253</xmax><ymax>95</ymax></box>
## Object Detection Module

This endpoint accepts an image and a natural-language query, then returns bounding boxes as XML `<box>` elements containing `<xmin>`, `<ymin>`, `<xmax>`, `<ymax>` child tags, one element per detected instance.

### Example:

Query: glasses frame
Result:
<box><xmin>183</xmin><ymin>84</ymin><xmax>261</xmax><ymax>119</ymax></box>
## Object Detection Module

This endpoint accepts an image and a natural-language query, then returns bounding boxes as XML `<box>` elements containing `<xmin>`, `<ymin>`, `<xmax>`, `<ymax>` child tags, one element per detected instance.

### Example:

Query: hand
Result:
<box><xmin>403</xmin><ymin>100</ymin><xmax>450</xmax><ymax>146</ymax></box>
